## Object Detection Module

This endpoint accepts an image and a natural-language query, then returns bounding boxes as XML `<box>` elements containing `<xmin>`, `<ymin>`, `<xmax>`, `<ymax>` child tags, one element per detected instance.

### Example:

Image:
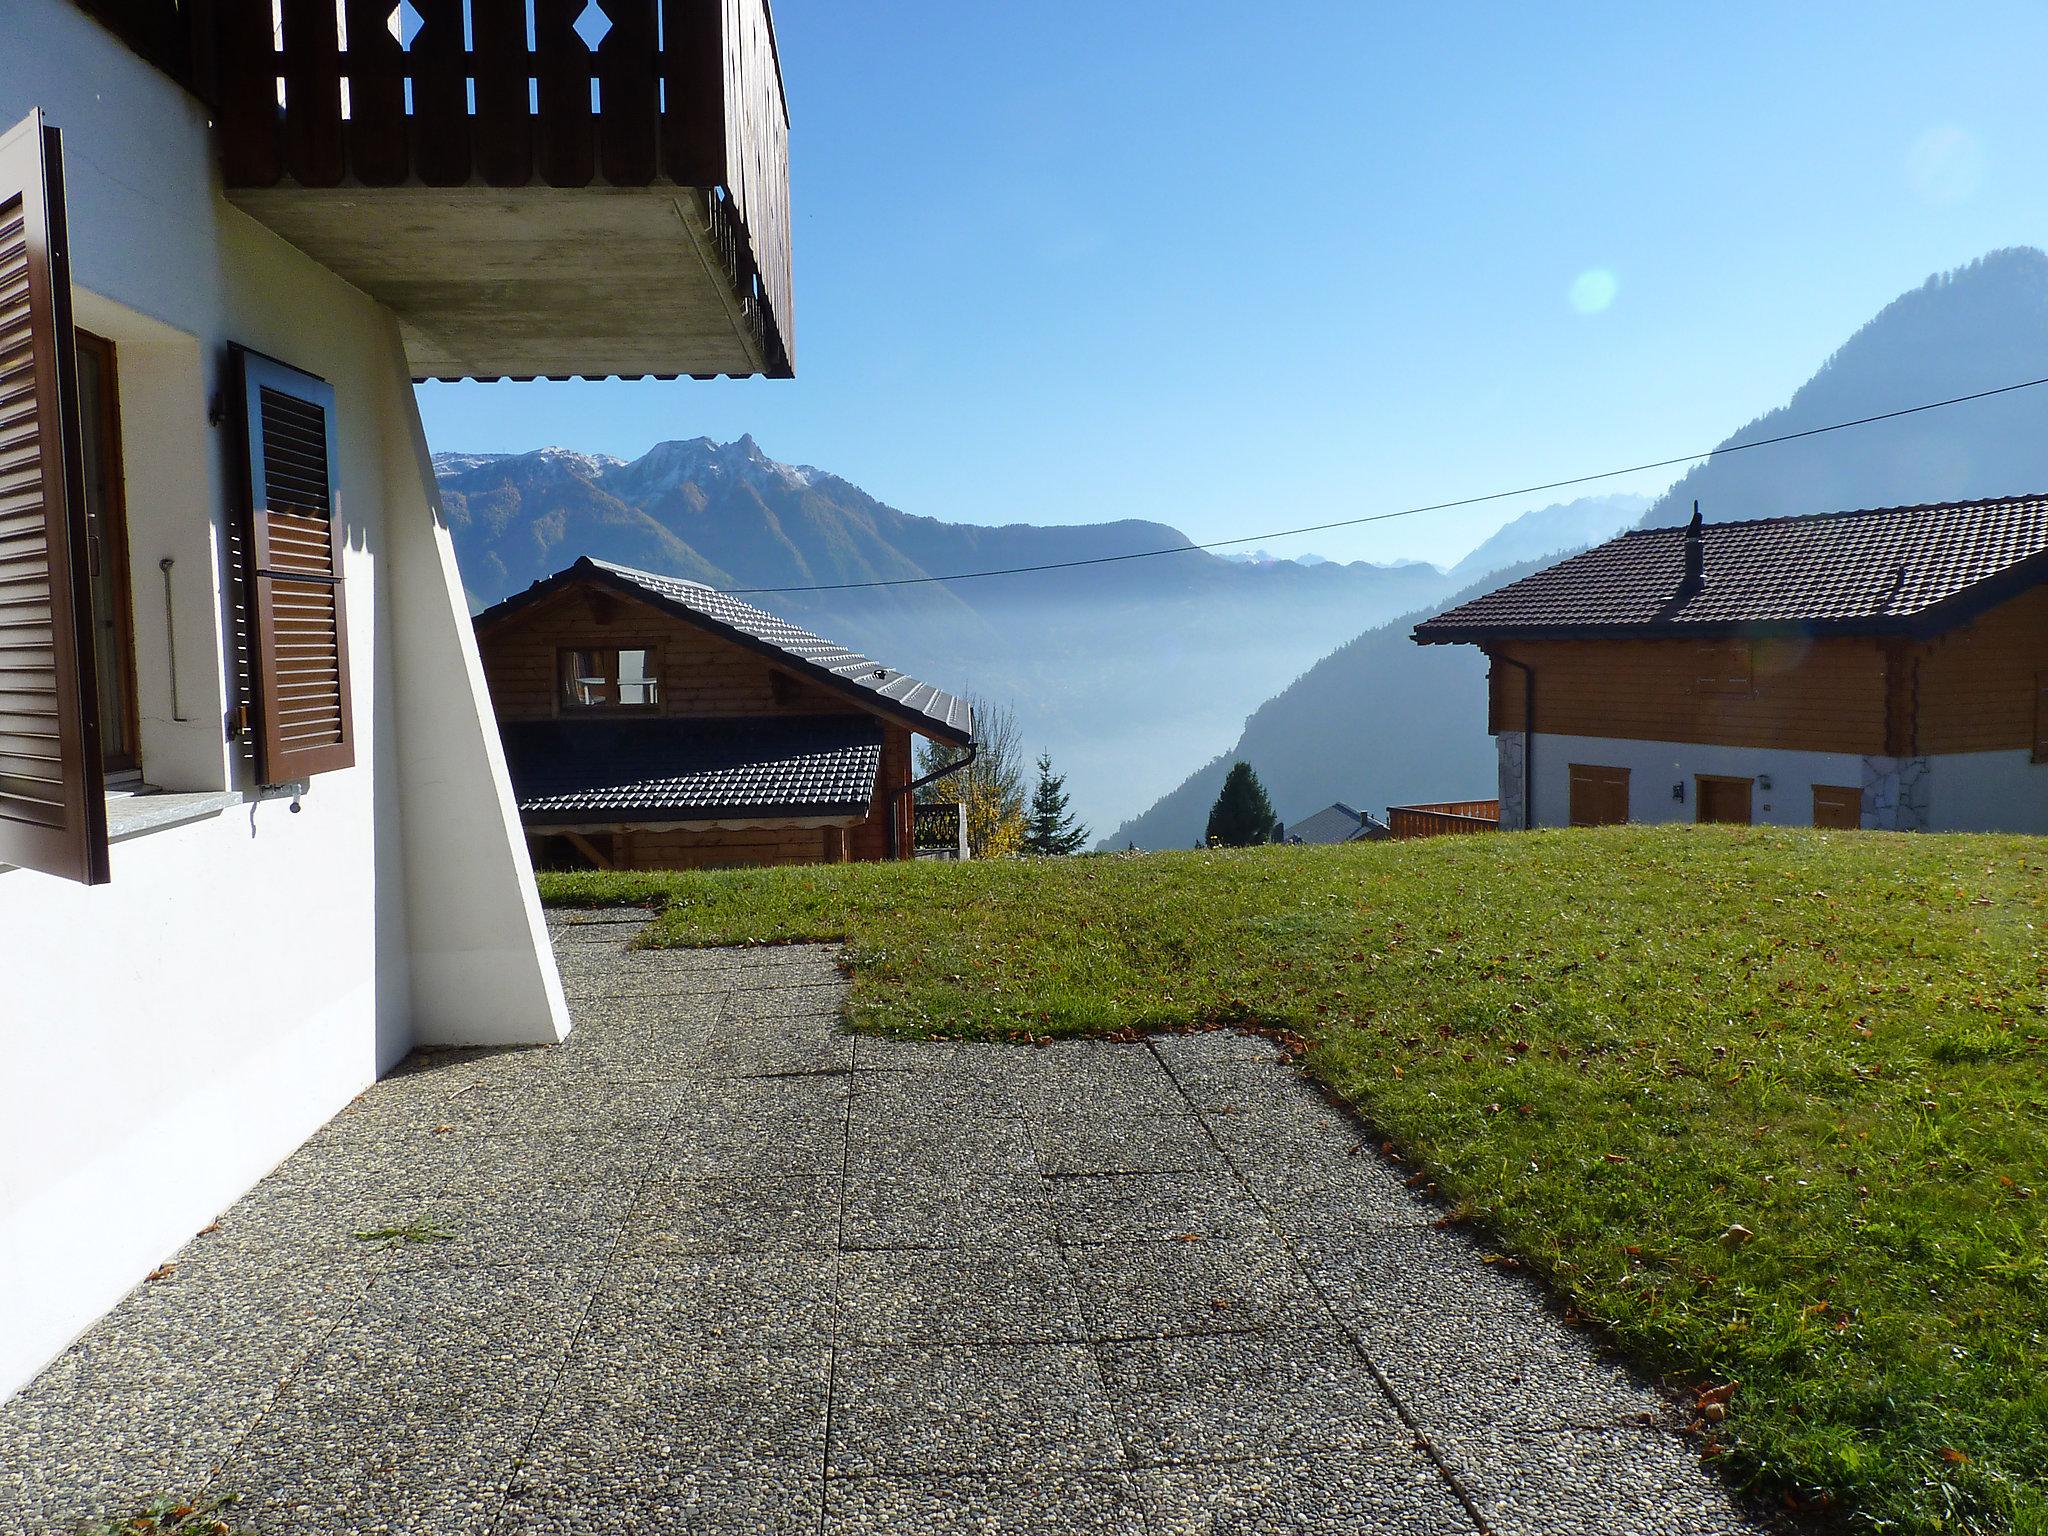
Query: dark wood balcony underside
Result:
<box><xmin>87</xmin><ymin>0</ymin><xmax>793</xmax><ymax>380</ymax></box>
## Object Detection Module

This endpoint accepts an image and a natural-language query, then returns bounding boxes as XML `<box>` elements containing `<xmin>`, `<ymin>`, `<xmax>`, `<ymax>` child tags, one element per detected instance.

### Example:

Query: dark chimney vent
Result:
<box><xmin>1678</xmin><ymin>501</ymin><xmax>1705</xmax><ymax>599</ymax></box>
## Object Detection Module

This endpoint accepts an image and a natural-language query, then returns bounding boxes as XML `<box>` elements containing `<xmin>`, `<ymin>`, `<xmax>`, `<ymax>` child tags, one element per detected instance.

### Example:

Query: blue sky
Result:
<box><xmin>415</xmin><ymin>1</ymin><xmax>2048</xmax><ymax>567</ymax></box>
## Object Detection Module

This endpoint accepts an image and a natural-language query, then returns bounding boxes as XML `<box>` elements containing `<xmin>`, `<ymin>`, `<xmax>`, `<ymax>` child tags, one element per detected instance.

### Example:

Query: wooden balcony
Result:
<box><xmin>84</xmin><ymin>0</ymin><xmax>793</xmax><ymax>381</ymax></box>
<box><xmin>1386</xmin><ymin>800</ymin><xmax>1500</xmax><ymax>840</ymax></box>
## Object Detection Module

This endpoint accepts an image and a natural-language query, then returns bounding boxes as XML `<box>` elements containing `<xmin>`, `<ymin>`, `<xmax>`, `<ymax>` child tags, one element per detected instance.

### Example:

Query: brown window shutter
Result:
<box><xmin>0</xmin><ymin>110</ymin><xmax>109</xmax><ymax>885</ymax></box>
<box><xmin>232</xmin><ymin>347</ymin><xmax>354</xmax><ymax>782</ymax></box>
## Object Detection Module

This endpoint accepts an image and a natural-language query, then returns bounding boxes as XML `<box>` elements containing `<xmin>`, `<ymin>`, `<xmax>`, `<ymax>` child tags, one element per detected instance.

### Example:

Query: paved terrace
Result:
<box><xmin>0</xmin><ymin>912</ymin><xmax>1769</xmax><ymax>1534</ymax></box>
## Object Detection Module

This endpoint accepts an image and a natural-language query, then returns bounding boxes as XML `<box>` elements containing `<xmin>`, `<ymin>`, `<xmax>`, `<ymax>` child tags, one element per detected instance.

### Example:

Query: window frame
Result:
<box><xmin>73</xmin><ymin>328</ymin><xmax>142</xmax><ymax>775</ymax></box>
<box><xmin>557</xmin><ymin>643</ymin><xmax>663</xmax><ymax>714</ymax></box>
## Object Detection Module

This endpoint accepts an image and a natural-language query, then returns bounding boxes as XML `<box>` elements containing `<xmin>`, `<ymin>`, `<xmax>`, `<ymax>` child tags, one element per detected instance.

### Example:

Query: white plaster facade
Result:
<box><xmin>1508</xmin><ymin>731</ymin><xmax>2048</xmax><ymax>834</ymax></box>
<box><xmin>1</xmin><ymin>4</ymin><xmax>569</xmax><ymax>1401</ymax></box>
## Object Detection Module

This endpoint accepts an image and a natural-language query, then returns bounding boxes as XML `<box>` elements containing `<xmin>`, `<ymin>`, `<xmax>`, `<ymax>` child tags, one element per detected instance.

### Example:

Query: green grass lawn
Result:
<box><xmin>541</xmin><ymin>826</ymin><xmax>2048</xmax><ymax>1534</ymax></box>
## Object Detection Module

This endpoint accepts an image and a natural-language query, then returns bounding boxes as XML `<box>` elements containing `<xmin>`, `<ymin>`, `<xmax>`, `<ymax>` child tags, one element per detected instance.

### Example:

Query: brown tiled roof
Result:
<box><xmin>474</xmin><ymin>557</ymin><xmax>973</xmax><ymax>745</ymax></box>
<box><xmin>1414</xmin><ymin>495</ymin><xmax>2048</xmax><ymax>644</ymax></box>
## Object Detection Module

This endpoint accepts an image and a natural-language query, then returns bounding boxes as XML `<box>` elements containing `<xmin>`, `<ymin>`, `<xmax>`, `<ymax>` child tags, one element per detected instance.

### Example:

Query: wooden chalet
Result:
<box><xmin>475</xmin><ymin>558</ymin><xmax>973</xmax><ymax>869</ymax></box>
<box><xmin>1414</xmin><ymin>497</ymin><xmax>2048</xmax><ymax>834</ymax></box>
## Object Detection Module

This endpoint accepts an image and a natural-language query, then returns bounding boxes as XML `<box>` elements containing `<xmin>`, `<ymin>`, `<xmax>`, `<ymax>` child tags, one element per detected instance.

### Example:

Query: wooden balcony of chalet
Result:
<box><xmin>79</xmin><ymin>0</ymin><xmax>793</xmax><ymax>381</ymax></box>
<box><xmin>1385</xmin><ymin>799</ymin><xmax>1500</xmax><ymax>840</ymax></box>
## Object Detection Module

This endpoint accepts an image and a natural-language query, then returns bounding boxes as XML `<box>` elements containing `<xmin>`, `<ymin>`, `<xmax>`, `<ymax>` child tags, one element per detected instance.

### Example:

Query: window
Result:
<box><xmin>75</xmin><ymin>330</ymin><xmax>140</xmax><ymax>774</ymax></box>
<box><xmin>1568</xmin><ymin>764</ymin><xmax>1629</xmax><ymax>826</ymax></box>
<box><xmin>1694</xmin><ymin>641</ymin><xmax>1753</xmax><ymax>696</ymax></box>
<box><xmin>1695</xmin><ymin>775</ymin><xmax>1754</xmax><ymax>825</ymax></box>
<box><xmin>560</xmin><ymin>647</ymin><xmax>660</xmax><ymax>710</ymax></box>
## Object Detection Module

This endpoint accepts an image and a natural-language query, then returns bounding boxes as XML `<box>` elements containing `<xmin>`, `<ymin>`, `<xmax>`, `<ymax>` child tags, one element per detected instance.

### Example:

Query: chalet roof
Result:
<box><xmin>475</xmin><ymin>557</ymin><xmax>974</xmax><ymax>746</ymax></box>
<box><xmin>1288</xmin><ymin>804</ymin><xmax>1369</xmax><ymax>845</ymax></box>
<box><xmin>502</xmin><ymin>716</ymin><xmax>882</xmax><ymax>825</ymax></box>
<box><xmin>1413</xmin><ymin>495</ymin><xmax>2048</xmax><ymax>644</ymax></box>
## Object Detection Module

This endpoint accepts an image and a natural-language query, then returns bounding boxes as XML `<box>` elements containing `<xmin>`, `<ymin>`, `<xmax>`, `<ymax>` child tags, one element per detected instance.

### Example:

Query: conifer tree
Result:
<box><xmin>1205</xmin><ymin>761</ymin><xmax>1278</xmax><ymax>847</ymax></box>
<box><xmin>1024</xmin><ymin>753</ymin><xmax>1089</xmax><ymax>856</ymax></box>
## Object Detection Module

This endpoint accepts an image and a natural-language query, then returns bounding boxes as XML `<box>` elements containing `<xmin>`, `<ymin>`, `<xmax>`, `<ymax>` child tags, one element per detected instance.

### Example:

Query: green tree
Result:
<box><xmin>1023</xmin><ymin>753</ymin><xmax>1089</xmax><ymax>855</ymax></box>
<box><xmin>916</xmin><ymin>695</ymin><xmax>1027</xmax><ymax>858</ymax></box>
<box><xmin>1205</xmin><ymin>761</ymin><xmax>1277</xmax><ymax>847</ymax></box>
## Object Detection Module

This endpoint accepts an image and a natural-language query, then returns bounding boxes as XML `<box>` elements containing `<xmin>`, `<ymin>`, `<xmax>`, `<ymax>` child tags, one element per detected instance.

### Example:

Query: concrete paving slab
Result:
<box><xmin>1068</xmin><ymin>1236</ymin><xmax>1317</xmax><ymax>1339</ymax></box>
<box><xmin>823</xmin><ymin>1470</ymin><xmax>1149</xmax><ymax>1534</ymax></box>
<box><xmin>1049</xmin><ymin>1170</ymin><xmax>1279</xmax><ymax>1247</ymax></box>
<box><xmin>828</xmin><ymin>1341</ymin><xmax>1124</xmax><ymax>1476</ymax></box>
<box><xmin>834</xmin><ymin>1243</ymin><xmax>1088</xmax><ymax>1345</ymax></box>
<box><xmin>1141</xmin><ymin>1447</ymin><xmax>1478</xmax><ymax>1535</ymax></box>
<box><xmin>1095</xmin><ymin>1327</ymin><xmax>1410</xmax><ymax>1462</ymax></box>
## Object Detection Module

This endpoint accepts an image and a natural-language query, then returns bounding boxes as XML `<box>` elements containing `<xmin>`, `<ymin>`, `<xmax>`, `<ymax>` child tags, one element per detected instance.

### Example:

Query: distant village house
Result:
<box><xmin>475</xmin><ymin>558</ymin><xmax>973</xmax><ymax>869</ymax></box>
<box><xmin>1413</xmin><ymin>497</ymin><xmax>2048</xmax><ymax>834</ymax></box>
<box><xmin>1286</xmin><ymin>802</ymin><xmax>1390</xmax><ymax>844</ymax></box>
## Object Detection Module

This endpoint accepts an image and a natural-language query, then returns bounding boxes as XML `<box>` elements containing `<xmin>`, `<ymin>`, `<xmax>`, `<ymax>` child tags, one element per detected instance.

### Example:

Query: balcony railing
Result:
<box><xmin>912</xmin><ymin>801</ymin><xmax>968</xmax><ymax>860</ymax></box>
<box><xmin>1386</xmin><ymin>800</ymin><xmax>1501</xmax><ymax>840</ymax></box>
<box><xmin>80</xmin><ymin>0</ymin><xmax>792</xmax><ymax>376</ymax></box>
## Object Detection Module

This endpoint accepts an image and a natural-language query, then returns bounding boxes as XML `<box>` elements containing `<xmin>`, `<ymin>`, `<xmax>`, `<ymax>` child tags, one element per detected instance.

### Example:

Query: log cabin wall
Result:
<box><xmin>1483</xmin><ymin>583</ymin><xmax>2047</xmax><ymax>758</ymax></box>
<box><xmin>1486</xmin><ymin>635</ymin><xmax>1891</xmax><ymax>754</ymax></box>
<box><xmin>479</xmin><ymin>584</ymin><xmax>850</xmax><ymax>720</ymax></box>
<box><xmin>846</xmin><ymin>723</ymin><xmax>912</xmax><ymax>862</ymax></box>
<box><xmin>1911</xmin><ymin>584</ymin><xmax>2048</xmax><ymax>756</ymax></box>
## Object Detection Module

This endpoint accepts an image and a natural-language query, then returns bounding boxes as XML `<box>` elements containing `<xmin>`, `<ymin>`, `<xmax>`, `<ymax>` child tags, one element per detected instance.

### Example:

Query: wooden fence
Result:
<box><xmin>1385</xmin><ymin>800</ymin><xmax>1500</xmax><ymax>840</ymax></box>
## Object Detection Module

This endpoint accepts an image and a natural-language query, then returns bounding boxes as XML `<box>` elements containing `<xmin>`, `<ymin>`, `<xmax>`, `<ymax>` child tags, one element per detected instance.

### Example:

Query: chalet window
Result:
<box><xmin>76</xmin><ymin>330</ymin><xmax>140</xmax><ymax>774</ymax></box>
<box><xmin>232</xmin><ymin>347</ymin><xmax>354</xmax><ymax>783</ymax></box>
<box><xmin>560</xmin><ymin>647</ymin><xmax>660</xmax><ymax>710</ymax></box>
<box><xmin>1694</xmin><ymin>641</ymin><xmax>1753</xmax><ymax>696</ymax></box>
<box><xmin>0</xmin><ymin>109</ymin><xmax>110</xmax><ymax>885</ymax></box>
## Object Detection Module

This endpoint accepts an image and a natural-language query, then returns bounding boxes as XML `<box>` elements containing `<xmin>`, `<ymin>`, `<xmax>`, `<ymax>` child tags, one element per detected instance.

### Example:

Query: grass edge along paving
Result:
<box><xmin>541</xmin><ymin>826</ymin><xmax>2048</xmax><ymax>1536</ymax></box>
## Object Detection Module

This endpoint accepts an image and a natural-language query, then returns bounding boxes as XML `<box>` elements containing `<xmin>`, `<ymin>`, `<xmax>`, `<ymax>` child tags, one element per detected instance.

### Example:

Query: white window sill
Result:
<box><xmin>106</xmin><ymin>789</ymin><xmax>245</xmax><ymax>843</ymax></box>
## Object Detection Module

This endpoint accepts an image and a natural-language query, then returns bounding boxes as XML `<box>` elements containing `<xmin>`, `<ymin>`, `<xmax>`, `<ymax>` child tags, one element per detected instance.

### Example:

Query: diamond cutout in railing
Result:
<box><xmin>387</xmin><ymin>0</ymin><xmax>425</xmax><ymax>49</ymax></box>
<box><xmin>572</xmin><ymin>0</ymin><xmax>612</xmax><ymax>51</ymax></box>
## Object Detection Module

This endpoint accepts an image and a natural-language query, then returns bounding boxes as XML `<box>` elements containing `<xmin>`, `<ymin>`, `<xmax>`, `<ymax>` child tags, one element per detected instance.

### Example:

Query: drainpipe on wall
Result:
<box><xmin>1494</xmin><ymin>654</ymin><xmax>1536</xmax><ymax>829</ymax></box>
<box><xmin>892</xmin><ymin>742</ymin><xmax>978</xmax><ymax>859</ymax></box>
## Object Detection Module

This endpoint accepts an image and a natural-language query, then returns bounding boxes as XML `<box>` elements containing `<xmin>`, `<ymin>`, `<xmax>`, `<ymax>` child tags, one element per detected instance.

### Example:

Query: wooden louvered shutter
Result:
<box><xmin>0</xmin><ymin>110</ymin><xmax>109</xmax><ymax>885</ymax></box>
<box><xmin>233</xmin><ymin>347</ymin><xmax>354</xmax><ymax>782</ymax></box>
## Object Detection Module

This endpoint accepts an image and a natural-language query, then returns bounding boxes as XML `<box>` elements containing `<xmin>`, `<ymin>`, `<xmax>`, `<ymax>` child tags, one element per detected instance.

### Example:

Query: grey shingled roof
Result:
<box><xmin>501</xmin><ymin>716</ymin><xmax>882</xmax><ymax>825</ymax></box>
<box><xmin>583</xmin><ymin>558</ymin><xmax>972</xmax><ymax>742</ymax></box>
<box><xmin>1414</xmin><ymin>495</ymin><xmax>2048</xmax><ymax>644</ymax></box>
<box><xmin>1288</xmin><ymin>804</ymin><xmax>1368</xmax><ymax>845</ymax></box>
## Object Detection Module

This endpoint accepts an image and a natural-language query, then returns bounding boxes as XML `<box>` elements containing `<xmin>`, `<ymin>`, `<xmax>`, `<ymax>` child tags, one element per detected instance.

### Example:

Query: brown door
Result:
<box><xmin>1568</xmin><ymin>764</ymin><xmax>1630</xmax><ymax>826</ymax></box>
<box><xmin>1696</xmin><ymin>775</ymin><xmax>1753</xmax><ymax>825</ymax></box>
<box><xmin>1812</xmin><ymin>785</ymin><xmax>1862</xmax><ymax>830</ymax></box>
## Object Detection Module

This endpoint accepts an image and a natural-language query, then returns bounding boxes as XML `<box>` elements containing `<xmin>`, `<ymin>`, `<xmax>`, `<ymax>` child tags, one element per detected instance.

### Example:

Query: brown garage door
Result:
<box><xmin>1812</xmin><ymin>784</ymin><xmax>1862</xmax><ymax>829</ymax></box>
<box><xmin>1696</xmin><ymin>775</ymin><xmax>1753</xmax><ymax>825</ymax></box>
<box><xmin>1568</xmin><ymin>764</ymin><xmax>1630</xmax><ymax>826</ymax></box>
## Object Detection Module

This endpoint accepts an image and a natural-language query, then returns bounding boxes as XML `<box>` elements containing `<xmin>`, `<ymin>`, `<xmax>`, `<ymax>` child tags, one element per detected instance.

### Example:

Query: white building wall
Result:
<box><xmin>1524</xmin><ymin>734</ymin><xmax>1871</xmax><ymax>829</ymax></box>
<box><xmin>1923</xmin><ymin>749</ymin><xmax>2048</xmax><ymax>834</ymax></box>
<box><xmin>0</xmin><ymin>2</ymin><xmax>567</xmax><ymax>1402</ymax></box>
<box><xmin>1516</xmin><ymin>733</ymin><xmax>2048</xmax><ymax>834</ymax></box>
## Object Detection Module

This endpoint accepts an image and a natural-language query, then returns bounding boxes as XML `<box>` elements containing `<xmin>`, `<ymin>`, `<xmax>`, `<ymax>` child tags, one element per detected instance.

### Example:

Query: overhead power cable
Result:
<box><xmin>718</xmin><ymin>373</ymin><xmax>2048</xmax><ymax>596</ymax></box>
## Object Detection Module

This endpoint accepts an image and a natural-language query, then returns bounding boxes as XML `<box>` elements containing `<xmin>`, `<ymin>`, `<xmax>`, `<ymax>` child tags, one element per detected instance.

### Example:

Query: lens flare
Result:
<box><xmin>1569</xmin><ymin>268</ymin><xmax>1619</xmax><ymax>315</ymax></box>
